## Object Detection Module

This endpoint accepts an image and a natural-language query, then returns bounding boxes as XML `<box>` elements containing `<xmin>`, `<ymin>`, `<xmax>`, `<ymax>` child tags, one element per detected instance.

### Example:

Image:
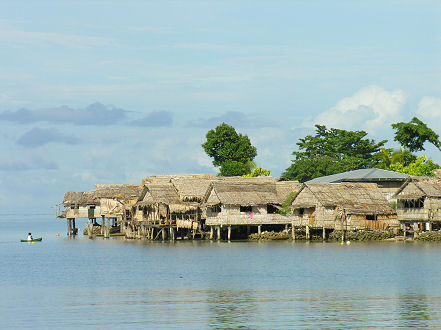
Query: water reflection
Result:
<box><xmin>397</xmin><ymin>293</ymin><xmax>431</xmax><ymax>328</ymax></box>
<box><xmin>207</xmin><ymin>289</ymin><xmax>258</xmax><ymax>329</ymax></box>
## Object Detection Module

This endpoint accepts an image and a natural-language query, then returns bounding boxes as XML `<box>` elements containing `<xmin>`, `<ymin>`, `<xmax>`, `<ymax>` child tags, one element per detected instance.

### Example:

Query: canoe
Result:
<box><xmin>20</xmin><ymin>237</ymin><xmax>42</xmax><ymax>242</ymax></box>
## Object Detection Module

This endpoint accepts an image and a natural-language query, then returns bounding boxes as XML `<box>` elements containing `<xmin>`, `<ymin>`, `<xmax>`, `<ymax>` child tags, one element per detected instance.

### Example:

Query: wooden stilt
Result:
<box><xmin>72</xmin><ymin>219</ymin><xmax>76</xmax><ymax>236</ymax></box>
<box><xmin>101</xmin><ymin>216</ymin><xmax>105</xmax><ymax>235</ymax></box>
<box><xmin>258</xmin><ymin>225</ymin><xmax>261</xmax><ymax>235</ymax></box>
<box><xmin>67</xmin><ymin>219</ymin><xmax>71</xmax><ymax>236</ymax></box>
<box><xmin>87</xmin><ymin>220</ymin><xmax>93</xmax><ymax>239</ymax></box>
<box><xmin>210</xmin><ymin>226</ymin><xmax>214</xmax><ymax>240</ymax></box>
<box><xmin>403</xmin><ymin>223</ymin><xmax>406</xmax><ymax>240</ymax></box>
<box><xmin>306</xmin><ymin>225</ymin><xmax>310</xmax><ymax>240</ymax></box>
<box><xmin>291</xmin><ymin>222</ymin><xmax>295</xmax><ymax>241</ymax></box>
<box><xmin>322</xmin><ymin>227</ymin><xmax>326</xmax><ymax>241</ymax></box>
<box><xmin>106</xmin><ymin>217</ymin><xmax>110</xmax><ymax>238</ymax></box>
<box><xmin>161</xmin><ymin>228</ymin><xmax>166</xmax><ymax>241</ymax></box>
<box><xmin>217</xmin><ymin>226</ymin><xmax>221</xmax><ymax>240</ymax></box>
<box><xmin>227</xmin><ymin>226</ymin><xmax>231</xmax><ymax>241</ymax></box>
<box><xmin>247</xmin><ymin>225</ymin><xmax>250</xmax><ymax>237</ymax></box>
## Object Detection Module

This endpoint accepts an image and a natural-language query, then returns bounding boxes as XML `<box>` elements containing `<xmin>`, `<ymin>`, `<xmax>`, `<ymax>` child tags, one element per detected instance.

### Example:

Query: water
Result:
<box><xmin>2</xmin><ymin>215</ymin><xmax>441</xmax><ymax>329</ymax></box>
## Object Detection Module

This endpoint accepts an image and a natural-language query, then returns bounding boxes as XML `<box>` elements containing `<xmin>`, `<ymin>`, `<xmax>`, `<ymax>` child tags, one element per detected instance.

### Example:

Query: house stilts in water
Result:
<box><xmin>58</xmin><ymin>191</ymin><xmax>99</xmax><ymax>236</ymax></box>
<box><xmin>203</xmin><ymin>177</ymin><xmax>300</xmax><ymax>240</ymax></box>
<box><xmin>129</xmin><ymin>174</ymin><xmax>214</xmax><ymax>240</ymax></box>
<box><xmin>57</xmin><ymin>184</ymin><xmax>144</xmax><ymax>238</ymax></box>
<box><xmin>291</xmin><ymin>182</ymin><xmax>399</xmax><ymax>241</ymax></box>
<box><xmin>395</xmin><ymin>175</ymin><xmax>441</xmax><ymax>238</ymax></box>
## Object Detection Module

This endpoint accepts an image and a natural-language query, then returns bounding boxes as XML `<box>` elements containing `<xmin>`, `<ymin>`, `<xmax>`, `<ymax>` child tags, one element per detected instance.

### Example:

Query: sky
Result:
<box><xmin>1</xmin><ymin>0</ymin><xmax>440</xmax><ymax>214</ymax></box>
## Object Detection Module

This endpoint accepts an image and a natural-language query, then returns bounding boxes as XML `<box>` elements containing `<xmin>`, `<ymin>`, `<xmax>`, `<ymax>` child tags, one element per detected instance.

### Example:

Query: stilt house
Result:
<box><xmin>204</xmin><ymin>177</ymin><xmax>299</xmax><ymax>226</ymax></box>
<box><xmin>291</xmin><ymin>182</ymin><xmax>399</xmax><ymax>231</ymax></box>
<box><xmin>394</xmin><ymin>176</ymin><xmax>441</xmax><ymax>231</ymax></box>
<box><xmin>94</xmin><ymin>184</ymin><xmax>144</xmax><ymax>230</ymax></box>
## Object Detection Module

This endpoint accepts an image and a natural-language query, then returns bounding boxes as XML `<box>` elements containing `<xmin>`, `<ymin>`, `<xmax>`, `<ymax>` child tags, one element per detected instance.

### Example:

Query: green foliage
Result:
<box><xmin>202</xmin><ymin>123</ymin><xmax>257</xmax><ymax>176</ymax></box>
<box><xmin>389</xmin><ymin>155</ymin><xmax>439</xmax><ymax>176</ymax></box>
<box><xmin>243</xmin><ymin>167</ymin><xmax>271</xmax><ymax>177</ymax></box>
<box><xmin>392</xmin><ymin>117</ymin><xmax>441</xmax><ymax>152</ymax></box>
<box><xmin>218</xmin><ymin>160</ymin><xmax>250</xmax><ymax>176</ymax></box>
<box><xmin>282</xmin><ymin>125</ymin><xmax>387</xmax><ymax>182</ymax></box>
<box><xmin>378</xmin><ymin>148</ymin><xmax>417</xmax><ymax>169</ymax></box>
<box><xmin>279</xmin><ymin>191</ymin><xmax>298</xmax><ymax>215</ymax></box>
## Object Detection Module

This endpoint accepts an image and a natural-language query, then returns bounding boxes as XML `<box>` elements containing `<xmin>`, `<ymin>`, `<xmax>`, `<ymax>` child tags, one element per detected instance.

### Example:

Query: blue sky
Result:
<box><xmin>1</xmin><ymin>0</ymin><xmax>440</xmax><ymax>213</ymax></box>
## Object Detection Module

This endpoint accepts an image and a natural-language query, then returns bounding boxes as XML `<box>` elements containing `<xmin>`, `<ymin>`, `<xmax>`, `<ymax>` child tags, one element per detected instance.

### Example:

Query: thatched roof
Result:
<box><xmin>137</xmin><ymin>183</ymin><xmax>181</xmax><ymax>206</ymax></box>
<box><xmin>62</xmin><ymin>191</ymin><xmax>98</xmax><ymax>206</ymax></box>
<box><xmin>204</xmin><ymin>180</ymin><xmax>281</xmax><ymax>206</ymax></box>
<box><xmin>395</xmin><ymin>176</ymin><xmax>441</xmax><ymax>200</ymax></box>
<box><xmin>143</xmin><ymin>173</ymin><xmax>214</xmax><ymax>185</ymax></box>
<box><xmin>171</xmin><ymin>176</ymin><xmax>213</xmax><ymax>202</ymax></box>
<box><xmin>94</xmin><ymin>184</ymin><xmax>144</xmax><ymax>201</ymax></box>
<box><xmin>292</xmin><ymin>182</ymin><xmax>395</xmax><ymax>215</ymax></box>
<box><xmin>275</xmin><ymin>181</ymin><xmax>301</xmax><ymax>203</ymax></box>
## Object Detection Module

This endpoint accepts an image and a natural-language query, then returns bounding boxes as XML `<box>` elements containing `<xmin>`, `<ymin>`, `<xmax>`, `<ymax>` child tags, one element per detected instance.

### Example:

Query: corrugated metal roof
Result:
<box><xmin>307</xmin><ymin>168</ymin><xmax>409</xmax><ymax>183</ymax></box>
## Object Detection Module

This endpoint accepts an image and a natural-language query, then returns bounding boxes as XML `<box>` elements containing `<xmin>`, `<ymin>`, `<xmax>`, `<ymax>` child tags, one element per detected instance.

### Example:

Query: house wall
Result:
<box><xmin>397</xmin><ymin>197</ymin><xmax>441</xmax><ymax>222</ymax></box>
<box><xmin>206</xmin><ymin>204</ymin><xmax>291</xmax><ymax>225</ymax></box>
<box><xmin>347</xmin><ymin>214</ymin><xmax>399</xmax><ymax>230</ymax></box>
<box><xmin>291</xmin><ymin>206</ymin><xmax>336</xmax><ymax>229</ymax></box>
<box><xmin>65</xmin><ymin>206</ymin><xmax>101</xmax><ymax>219</ymax></box>
<box><xmin>291</xmin><ymin>205</ymin><xmax>399</xmax><ymax>230</ymax></box>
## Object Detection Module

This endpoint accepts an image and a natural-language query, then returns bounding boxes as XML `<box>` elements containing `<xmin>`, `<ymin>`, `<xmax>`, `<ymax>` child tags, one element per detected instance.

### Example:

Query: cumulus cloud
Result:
<box><xmin>416</xmin><ymin>97</ymin><xmax>441</xmax><ymax>129</ymax></box>
<box><xmin>0</xmin><ymin>102</ymin><xmax>129</xmax><ymax>125</ymax></box>
<box><xmin>303</xmin><ymin>86</ymin><xmax>407</xmax><ymax>133</ymax></box>
<box><xmin>188</xmin><ymin>111</ymin><xmax>276</xmax><ymax>128</ymax></box>
<box><xmin>16</xmin><ymin>127</ymin><xmax>80</xmax><ymax>148</ymax></box>
<box><xmin>128</xmin><ymin>110</ymin><xmax>173</xmax><ymax>127</ymax></box>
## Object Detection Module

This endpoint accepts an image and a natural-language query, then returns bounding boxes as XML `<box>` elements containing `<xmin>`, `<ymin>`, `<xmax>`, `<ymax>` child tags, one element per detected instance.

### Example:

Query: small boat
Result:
<box><xmin>20</xmin><ymin>237</ymin><xmax>43</xmax><ymax>242</ymax></box>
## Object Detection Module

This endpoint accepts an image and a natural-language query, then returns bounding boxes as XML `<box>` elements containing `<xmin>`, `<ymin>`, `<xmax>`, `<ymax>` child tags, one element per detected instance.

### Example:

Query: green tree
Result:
<box><xmin>282</xmin><ymin>125</ymin><xmax>387</xmax><ymax>182</ymax></box>
<box><xmin>392</xmin><ymin>117</ymin><xmax>441</xmax><ymax>152</ymax></box>
<box><xmin>202</xmin><ymin>123</ymin><xmax>257</xmax><ymax>176</ymax></box>
<box><xmin>389</xmin><ymin>155</ymin><xmax>439</xmax><ymax>176</ymax></box>
<box><xmin>243</xmin><ymin>167</ymin><xmax>271</xmax><ymax>177</ymax></box>
<box><xmin>378</xmin><ymin>148</ymin><xmax>417</xmax><ymax>169</ymax></box>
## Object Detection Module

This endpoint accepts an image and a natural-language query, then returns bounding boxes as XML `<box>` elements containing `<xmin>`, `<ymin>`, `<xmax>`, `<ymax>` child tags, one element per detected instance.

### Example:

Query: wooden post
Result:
<box><xmin>306</xmin><ymin>225</ymin><xmax>310</xmax><ymax>240</ymax></box>
<box><xmin>101</xmin><ymin>216</ymin><xmax>105</xmax><ymax>235</ymax></box>
<box><xmin>87</xmin><ymin>221</ymin><xmax>93</xmax><ymax>239</ymax></box>
<box><xmin>72</xmin><ymin>219</ymin><xmax>76</xmax><ymax>236</ymax></box>
<box><xmin>67</xmin><ymin>219</ymin><xmax>71</xmax><ymax>236</ymax></box>
<box><xmin>228</xmin><ymin>226</ymin><xmax>231</xmax><ymax>241</ymax></box>
<box><xmin>210</xmin><ymin>226</ymin><xmax>214</xmax><ymax>240</ymax></box>
<box><xmin>217</xmin><ymin>226</ymin><xmax>221</xmax><ymax>240</ymax></box>
<box><xmin>151</xmin><ymin>227</ymin><xmax>155</xmax><ymax>240</ymax></box>
<box><xmin>322</xmin><ymin>227</ymin><xmax>326</xmax><ymax>241</ymax></box>
<box><xmin>341</xmin><ymin>230</ymin><xmax>345</xmax><ymax>243</ymax></box>
<box><xmin>403</xmin><ymin>223</ymin><xmax>406</xmax><ymax>240</ymax></box>
<box><xmin>291</xmin><ymin>222</ymin><xmax>295</xmax><ymax>241</ymax></box>
<box><xmin>106</xmin><ymin>217</ymin><xmax>110</xmax><ymax>238</ymax></box>
<box><xmin>161</xmin><ymin>228</ymin><xmax>166</xmax><ymax>241</ymax></box>
<box><xmin>258</xmin><ymin>225</ymin><xmax>261</xmax><ymax>235</ymax></box>
<box><xmin>426</xmin><ymin>222</ymin><xmax>432</xmax><ymax>231</ymax></box>
<box><xmin>247</xmin><ymin>225</ymin><xmax>250</xmax><ymax>237</ymax></box>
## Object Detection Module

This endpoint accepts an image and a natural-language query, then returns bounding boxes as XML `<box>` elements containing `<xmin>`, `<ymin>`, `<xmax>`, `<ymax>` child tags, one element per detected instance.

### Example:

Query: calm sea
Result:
<box><xmin>1</xmin><ymin>214</ymin><xmax>441</xmax><ymax>329</ymax></box>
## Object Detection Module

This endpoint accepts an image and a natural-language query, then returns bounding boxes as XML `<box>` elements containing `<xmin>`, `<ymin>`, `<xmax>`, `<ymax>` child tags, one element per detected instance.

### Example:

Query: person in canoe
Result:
<box><xmin>27</xmin><ymin>232</ymin><xmax>33</xmax><ymax>241</ymax></box>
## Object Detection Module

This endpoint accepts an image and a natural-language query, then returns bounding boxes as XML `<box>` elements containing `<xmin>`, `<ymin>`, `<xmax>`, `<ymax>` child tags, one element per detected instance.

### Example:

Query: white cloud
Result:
<box><xmin>303</xmin><ymin>86</ymin><xmax>407</xmax><ymax>133</ymax></box>
<box><xmin>417</xmin><ymin>97</ymin><xmax>441</xmax><ymax>129</ymax></box>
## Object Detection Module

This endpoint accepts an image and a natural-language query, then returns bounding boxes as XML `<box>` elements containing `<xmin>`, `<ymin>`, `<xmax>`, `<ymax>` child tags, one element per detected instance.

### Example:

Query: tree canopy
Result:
<box><xmin>282</xmin><ymin>125</ymin><xmax>387</xmax><ymax>182</ymax></box>
<box><xmin>392</xmin><ymin>117</ymin><xmax>441</xmax><ymax>152</ymax></box>
<box><xmin>389</xmin><ymin>155</ymin><xmax>439</xmax><ymax>176</ymax></box>
<box><xmin>202</xmin><ymin>123</ymin><xmax>257</xmax><ymax>176</ymax></box>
